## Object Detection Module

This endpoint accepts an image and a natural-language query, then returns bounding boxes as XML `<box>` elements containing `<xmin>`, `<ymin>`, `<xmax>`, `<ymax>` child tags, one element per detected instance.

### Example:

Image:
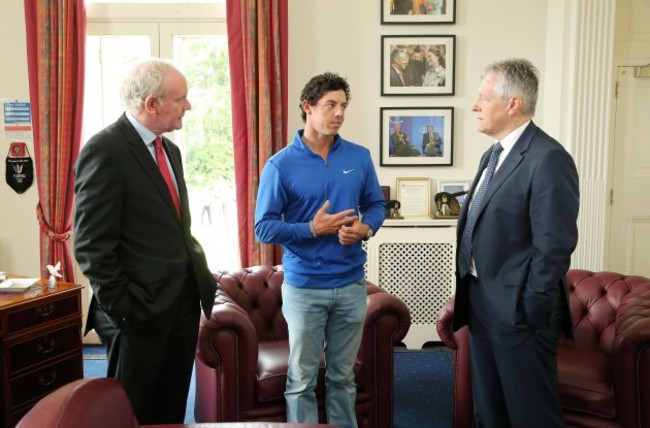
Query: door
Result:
<box><xmin>608</xmin><ymin>66</ymin><xmax>650</xmax><ymax>276</ymax></box>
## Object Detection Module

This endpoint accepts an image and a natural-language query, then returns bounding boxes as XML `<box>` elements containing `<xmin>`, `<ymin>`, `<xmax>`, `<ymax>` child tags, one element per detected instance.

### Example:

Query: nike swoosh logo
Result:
<box><xmin>343</xmin><ymin>169</ymin><xmax>354</xmax><ymax>174</ymax></box>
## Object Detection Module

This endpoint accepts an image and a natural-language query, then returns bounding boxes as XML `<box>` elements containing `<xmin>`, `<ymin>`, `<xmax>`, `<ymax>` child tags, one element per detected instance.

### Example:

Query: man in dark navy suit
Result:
<box><xmin>453</xmin><ymin>58</ymin><xmax>580</xmax><ymax>428</ymax></box>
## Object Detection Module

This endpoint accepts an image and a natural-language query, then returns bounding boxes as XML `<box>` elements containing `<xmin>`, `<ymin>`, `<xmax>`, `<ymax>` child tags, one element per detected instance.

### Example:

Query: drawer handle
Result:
<box><xmin>38</xmin><ymin>371</ymin><xmax>58</xmax><ymax>387</ymax></box>
<box><xmin>35</xmin><ymin>303</ymin><xmax>55</xmax><ymax>317</ymax></box>
<box><xmin>36</xmin><ymin>336</ymin><xmax>56</xmax><ymax>354</ymax></box>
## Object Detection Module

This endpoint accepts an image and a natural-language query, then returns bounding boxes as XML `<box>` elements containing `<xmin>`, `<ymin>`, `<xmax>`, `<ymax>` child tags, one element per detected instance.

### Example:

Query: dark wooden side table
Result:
<box><xmin>0</xmin><ymin>279</ymin><xmax>83</xmax><ymax>427</ymax></box>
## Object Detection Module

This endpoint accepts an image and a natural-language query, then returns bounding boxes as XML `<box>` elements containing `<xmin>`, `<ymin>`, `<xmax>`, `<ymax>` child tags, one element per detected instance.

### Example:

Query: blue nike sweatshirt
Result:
<box><xmin>254</xmin><ymin>130</ymin><xmax>386</xmax><ymax>288</ymax></box>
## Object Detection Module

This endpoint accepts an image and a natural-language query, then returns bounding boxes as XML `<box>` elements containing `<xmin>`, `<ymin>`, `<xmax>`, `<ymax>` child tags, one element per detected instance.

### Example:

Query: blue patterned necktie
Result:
<box><xmin>457</xmin><ymin>142</ymin><xmax>503</xmax><ymax>278</ymax></box>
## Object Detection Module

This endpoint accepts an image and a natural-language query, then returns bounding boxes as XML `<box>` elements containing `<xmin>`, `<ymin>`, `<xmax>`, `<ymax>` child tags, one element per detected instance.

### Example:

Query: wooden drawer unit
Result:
<box><xmin>0</xmin><ymin>281</ymin><xmax>83</xmax><ymax>428</ymax></box>
<box><xmin>10</xmin><ymin>354</ymin><xmax>82</xmax><ymax>409</ymax></box>
<box><xmin>7</xmin><ymin>324</ymin><xmax>82</xmax><ymax>374</ymax></box>
<box><xmin>6</xmin><ymin>294</ymin><xmax>80</xmax><ymax>335</ymax></box>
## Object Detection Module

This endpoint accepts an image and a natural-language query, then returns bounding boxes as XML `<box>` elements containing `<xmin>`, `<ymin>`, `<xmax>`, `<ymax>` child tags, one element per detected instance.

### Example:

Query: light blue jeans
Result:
<box><xmin>282</xmin><ymin>278</ymin><xmax>367</xmax><ymax>428</ymax></box>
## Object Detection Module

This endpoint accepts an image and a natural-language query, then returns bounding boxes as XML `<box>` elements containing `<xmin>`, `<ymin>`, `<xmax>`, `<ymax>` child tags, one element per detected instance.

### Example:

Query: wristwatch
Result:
<box><xmin>363</xmin><ymin>226</ymin><xmax>373</xmax><ymax>241</ymax></box>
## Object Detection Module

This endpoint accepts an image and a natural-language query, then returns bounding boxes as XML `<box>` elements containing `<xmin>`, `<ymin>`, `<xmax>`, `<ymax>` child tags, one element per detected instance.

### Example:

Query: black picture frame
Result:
<box><xmin>380</xmin><ymin>107</ymin><xmax>454</xmax><ymax>166</ymax></box>
<box><xmin>381</xmin><ymin>35</ymin><xmax>455</xmax><ymax>96</ymax></box>
<box><xmin>381</xmin><ymin>0</ymin><xmax>456</xmax><ymax>25</ymax></box>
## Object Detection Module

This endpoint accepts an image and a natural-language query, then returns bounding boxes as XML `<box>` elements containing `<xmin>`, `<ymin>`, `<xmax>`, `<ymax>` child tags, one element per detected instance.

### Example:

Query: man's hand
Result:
<box><xmin>338</xmin><ymin>219</ymin><xmax>370</xmax><ymax>245</ymax></box>
<box><xmin>311</xmin><ymin>200</ymin><xmax>357</xmax><ymax>237</ymax></box>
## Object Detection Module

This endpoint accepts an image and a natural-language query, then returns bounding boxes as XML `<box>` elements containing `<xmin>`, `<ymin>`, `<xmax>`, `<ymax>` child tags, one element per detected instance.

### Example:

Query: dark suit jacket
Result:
<box><xmin>74</xmin><ymin>113</ymin><xmax>216</xmax><ymax>335</ymax></box>
<box><xmin>392</xmin><ymin>0</ymin><xmax>412</xmax><ymax>14</ymax></box>
<box><xmin>453</xmin><ymin>121</ymin><xmax>579</xmax><ymax>342</ymax></box>
<box><xmin>422</xmin><ymin>131</ymin><xmax>442</xmax><ymax>156</ymax></box>
<box><xmin>390</xmin><ymin>66</ymin><xmax>407</xmax><ymax>87</ymax></box>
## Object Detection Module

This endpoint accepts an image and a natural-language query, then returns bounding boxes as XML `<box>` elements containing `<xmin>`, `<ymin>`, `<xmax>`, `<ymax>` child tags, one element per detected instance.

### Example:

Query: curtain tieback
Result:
<box><xmin>36</xmin><ymin>203</ymin><xmax>72</xmax><ymax>242</ymax></box>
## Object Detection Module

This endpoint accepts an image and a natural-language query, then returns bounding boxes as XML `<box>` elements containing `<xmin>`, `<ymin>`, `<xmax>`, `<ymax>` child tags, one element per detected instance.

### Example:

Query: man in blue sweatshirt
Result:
<box><xmin>255</xmin><ymin>72</ymin><xmax>386</xmax><ymax>428</ymax></box>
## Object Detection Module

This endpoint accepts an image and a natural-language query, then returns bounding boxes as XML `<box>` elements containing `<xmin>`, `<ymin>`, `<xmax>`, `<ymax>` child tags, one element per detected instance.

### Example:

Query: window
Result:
<box><xmin>86</xmin><ymin>0</ymin><xmax>222</xmax><ymax>3</ymax></box>
<box><xmin>84</xmin><ymin>3</ymin><xmax>239</xmax><ymax>272</ymax></box>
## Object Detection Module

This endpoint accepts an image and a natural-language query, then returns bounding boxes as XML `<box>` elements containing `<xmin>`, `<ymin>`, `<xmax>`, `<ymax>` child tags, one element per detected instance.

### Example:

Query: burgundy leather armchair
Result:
<box><xmin>15</xmin><ymin>377</ymin><xmax>336</xmax><ymax>428</ymax></box>
<box><xmin>194</xmin><ymin>265</ymin><xmax>411</xmax><ymax>428</ymax></box>
<box><xmin>436</xmin><ymin>269</ymin><xmax>650</xmax><ymax>428</ymax></box>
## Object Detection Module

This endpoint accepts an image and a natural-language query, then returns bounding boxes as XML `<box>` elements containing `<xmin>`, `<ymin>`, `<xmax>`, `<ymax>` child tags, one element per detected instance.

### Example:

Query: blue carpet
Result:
<box><xmin>393</xmin><ymin>348</ymin><xmax>453</xmax><ymax>427</ymax></box>
<box><xmin>83</xmin><ymin>346</ymin><xmax>453</xmax><ymax>426</ymax></box>
<box><xmin>82</xmin><ymin>345</ymin><xmax>196</xmax><ymax>423</ymax></box>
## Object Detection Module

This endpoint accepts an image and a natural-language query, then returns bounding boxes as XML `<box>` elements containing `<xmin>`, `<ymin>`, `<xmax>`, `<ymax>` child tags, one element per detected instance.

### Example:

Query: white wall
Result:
<box><xmin>0</xmin><ymin>0</ymin><xmax>555</xmax><ymax>276</ymax></box>
<box><xmin>1</xmin><ymin>0</ymin><xmax>645</xmax><ymax>275</ymax></box>
<box><xmin>288</xmin><ymin>1</ymin><xmax>549</xmax><ymax>200</ymax></box>
<box><xmin>0</xmin><ymin>0</ymin><xmax>39</xmax><ymax>276</ymax></box>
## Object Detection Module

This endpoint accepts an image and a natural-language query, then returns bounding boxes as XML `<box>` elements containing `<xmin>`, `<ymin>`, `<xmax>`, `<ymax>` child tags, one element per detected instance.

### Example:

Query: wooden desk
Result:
<box><xmin>0</xmin><ymin>280</ymin><xmax>83</xmax><ymax>427</ymax></box>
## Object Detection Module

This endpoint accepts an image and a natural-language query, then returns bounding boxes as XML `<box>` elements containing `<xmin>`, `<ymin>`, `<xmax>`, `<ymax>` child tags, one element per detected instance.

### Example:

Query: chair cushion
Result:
<box><xmin>256</xmin><ymin>341</ymin><xmax>363</xmax><ymax>403</ymax></box>
<box><xmin>257</xmin><ymin>341</ymin><xmax>292</xmax><ymax>402</ymax></box>
<box><xmin>557</xmin><ymin>347</ymin><xmax>616</xmax><ymax>419</ymax></box>
<box><xmin>257</xmin><ymin>341</ymin><xmax>328</xmax><ymax>403</ymax></box>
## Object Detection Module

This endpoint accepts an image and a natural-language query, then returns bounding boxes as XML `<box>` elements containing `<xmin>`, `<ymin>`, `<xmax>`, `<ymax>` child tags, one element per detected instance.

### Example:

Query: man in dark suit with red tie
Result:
<box><xmin>73</xmin><ymin>58</ymin><xmax>216</xmax><ymax>425</ymax></box>
<box><xmin>453</xmin><ymin>58</ymin><xmax>580</xmax><ymax>428</ymax></box>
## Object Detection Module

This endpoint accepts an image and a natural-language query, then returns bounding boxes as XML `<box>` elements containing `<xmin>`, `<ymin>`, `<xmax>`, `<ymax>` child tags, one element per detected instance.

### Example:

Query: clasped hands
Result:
<box><xmin>311</xmin><ymin>200</ymin><xmax>370</xmax><ymax>245</ymax></box>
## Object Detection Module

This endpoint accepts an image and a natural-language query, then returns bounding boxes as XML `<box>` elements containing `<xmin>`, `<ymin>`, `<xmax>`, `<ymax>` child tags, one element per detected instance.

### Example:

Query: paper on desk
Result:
<box><xmin>0</xmin><ymin>278</ymin><xmax>40</xmax><ymax>293</ymax></box>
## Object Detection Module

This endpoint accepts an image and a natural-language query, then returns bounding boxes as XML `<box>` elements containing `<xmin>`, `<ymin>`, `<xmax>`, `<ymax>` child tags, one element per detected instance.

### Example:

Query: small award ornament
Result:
<box><xmin>46</xmin><ymin>261</ymin><xmax>63</xmax><ymax>290</ymax></box>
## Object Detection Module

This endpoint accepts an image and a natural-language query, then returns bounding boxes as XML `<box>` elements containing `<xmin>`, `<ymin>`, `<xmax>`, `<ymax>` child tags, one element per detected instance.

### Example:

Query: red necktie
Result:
<box><xmin>154</xmin><ymin>136</ymin><xmax>182</xmax><ymax>218</ymax></box>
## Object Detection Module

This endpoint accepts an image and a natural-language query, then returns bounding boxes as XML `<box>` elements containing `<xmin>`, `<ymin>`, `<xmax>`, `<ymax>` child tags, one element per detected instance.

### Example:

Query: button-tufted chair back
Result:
<box><xmin>213</xmin><ymin>265</ymin><xmax>287</xmax><ymax>342</ymax></box>
<box><xmin>564</xmin><ymin>269</ymin><xmax>650</xmax><ymax>354</ymax></box>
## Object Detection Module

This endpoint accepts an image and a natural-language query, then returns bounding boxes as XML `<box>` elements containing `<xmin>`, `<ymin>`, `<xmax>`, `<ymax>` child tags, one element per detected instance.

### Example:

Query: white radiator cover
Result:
<box><xmin>365</xmin><ymin>218</ymin><xmax>457</xmax><ymax>349</ymax></box>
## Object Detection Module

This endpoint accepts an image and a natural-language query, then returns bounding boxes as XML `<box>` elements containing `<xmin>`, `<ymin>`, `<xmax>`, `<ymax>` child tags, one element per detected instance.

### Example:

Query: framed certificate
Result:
<box><xmin>396</xmin><ymin>177</ymin><xmax>431</xmax><ymax>217</ymax></box>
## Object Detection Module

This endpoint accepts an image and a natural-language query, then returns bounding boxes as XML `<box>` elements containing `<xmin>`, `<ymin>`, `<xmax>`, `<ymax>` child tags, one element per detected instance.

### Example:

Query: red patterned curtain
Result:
<box><xmin>227</xmin><ymin>0</ymin><xmax>288</xmax><ymax>267</ymax></box>
<box><xmin>24</xmin><ymin>0</ymin><xmax>86</xmax><ymax>281</ymax></box>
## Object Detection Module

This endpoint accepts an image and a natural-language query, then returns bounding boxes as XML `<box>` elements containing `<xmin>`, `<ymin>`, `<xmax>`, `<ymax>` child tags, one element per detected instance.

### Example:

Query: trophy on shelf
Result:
<box><xmin>386</xmin><ymin>199</ymin><xmax>403</xmax><ymax>219</ymax></box>
<box><xmin>433</xmin><ymin>191</ymin><xmax>467</xmax><ymax>219</ymax></box>
<box><xmin>380</xmin><ymin>185</ymin><xmax>403</xmax><ymax>219</ymax></box>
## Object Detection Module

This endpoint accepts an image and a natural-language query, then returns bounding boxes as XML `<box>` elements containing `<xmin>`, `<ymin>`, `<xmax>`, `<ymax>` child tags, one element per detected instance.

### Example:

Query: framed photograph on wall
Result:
<box><xmin>381</xmin><ymin>0</ymin><xmax>456</xmax><ymax>25</ymax></box>
<box><xmin>381</xmin><ymin>35</ymin><xmax>455</xmax><ymax>96</ymax></box>
<box><xmin>380</xmin><ymin>106</ymin><xmax>454</xmax><ymax>166</ymax></box>
<box><xmin>438</xmin><ymin>179</ymin><xmax>470</xmax><ymax>206</ymax></box>
<box><xmin>434</xmin><ymin>179</ymin><xmax>469</xmax><ymax>218</ymax></box>
<box><xmin>396</xmin><ymin>177</ymin><xmax>431</xmax><ymax>218</ymax></box>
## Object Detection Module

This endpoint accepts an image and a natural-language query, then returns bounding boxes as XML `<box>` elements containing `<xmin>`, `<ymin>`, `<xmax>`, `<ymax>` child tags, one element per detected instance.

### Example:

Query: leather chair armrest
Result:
<box><xmin>360</xmin><ymin>284</ymin><xmax>411</xmax><ymax>354</ymax></box>
<box><xmin>15</xmin><ymin>378</ymin><xmax>139</xmax><ymax>428</ymax></box>
<box><xmin>612</xmin><ymin>288</ymin><xmax>650</xmax><ymax>428</ymax></box>
<box><xmin>356</xmin><ymin>284</ymin><xmax>411</xmax><ymax>425</ymax></box>
<box><xmin>195</xmin><ymin>289</ymin><xmax>260</xmax><ymax>420</ymax></box>
<box><xmin>197</xmin><ymin>289</ymin><xmax>259</xmax><ymax>367</ymax></box>
<box><xmin>436</xmin><ymin>295</ymin><xmax>474</xmax><ymax>428</ymax></box>
<box><xmin>365</xmin><ymin>284</ymin><xmax>411</xmax><ymax>329</ymax></box>
<box><xmin>357</xmin><ymin>285</ymin><xmax>411</xmax><ymax>369</ymax></box>
<box><xmin>436</xmin><ymin>296</ymin><xmax>458</xmax><ymax>350</ymax></box>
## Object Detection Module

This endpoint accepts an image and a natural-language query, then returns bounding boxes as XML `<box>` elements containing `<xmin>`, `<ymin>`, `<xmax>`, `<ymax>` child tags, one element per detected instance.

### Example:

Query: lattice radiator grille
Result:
<box><xmin>375</xmin><ymin>242</ymin><xmax>455</xmax><ymax>325</ymax></box>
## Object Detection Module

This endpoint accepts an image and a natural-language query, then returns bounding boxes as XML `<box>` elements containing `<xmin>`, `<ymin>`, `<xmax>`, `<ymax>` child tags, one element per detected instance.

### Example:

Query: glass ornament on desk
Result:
<box><xmin>46</xmin><ymin>261</ymin><xmax>63</xmax><ymax>290</ymax></box>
